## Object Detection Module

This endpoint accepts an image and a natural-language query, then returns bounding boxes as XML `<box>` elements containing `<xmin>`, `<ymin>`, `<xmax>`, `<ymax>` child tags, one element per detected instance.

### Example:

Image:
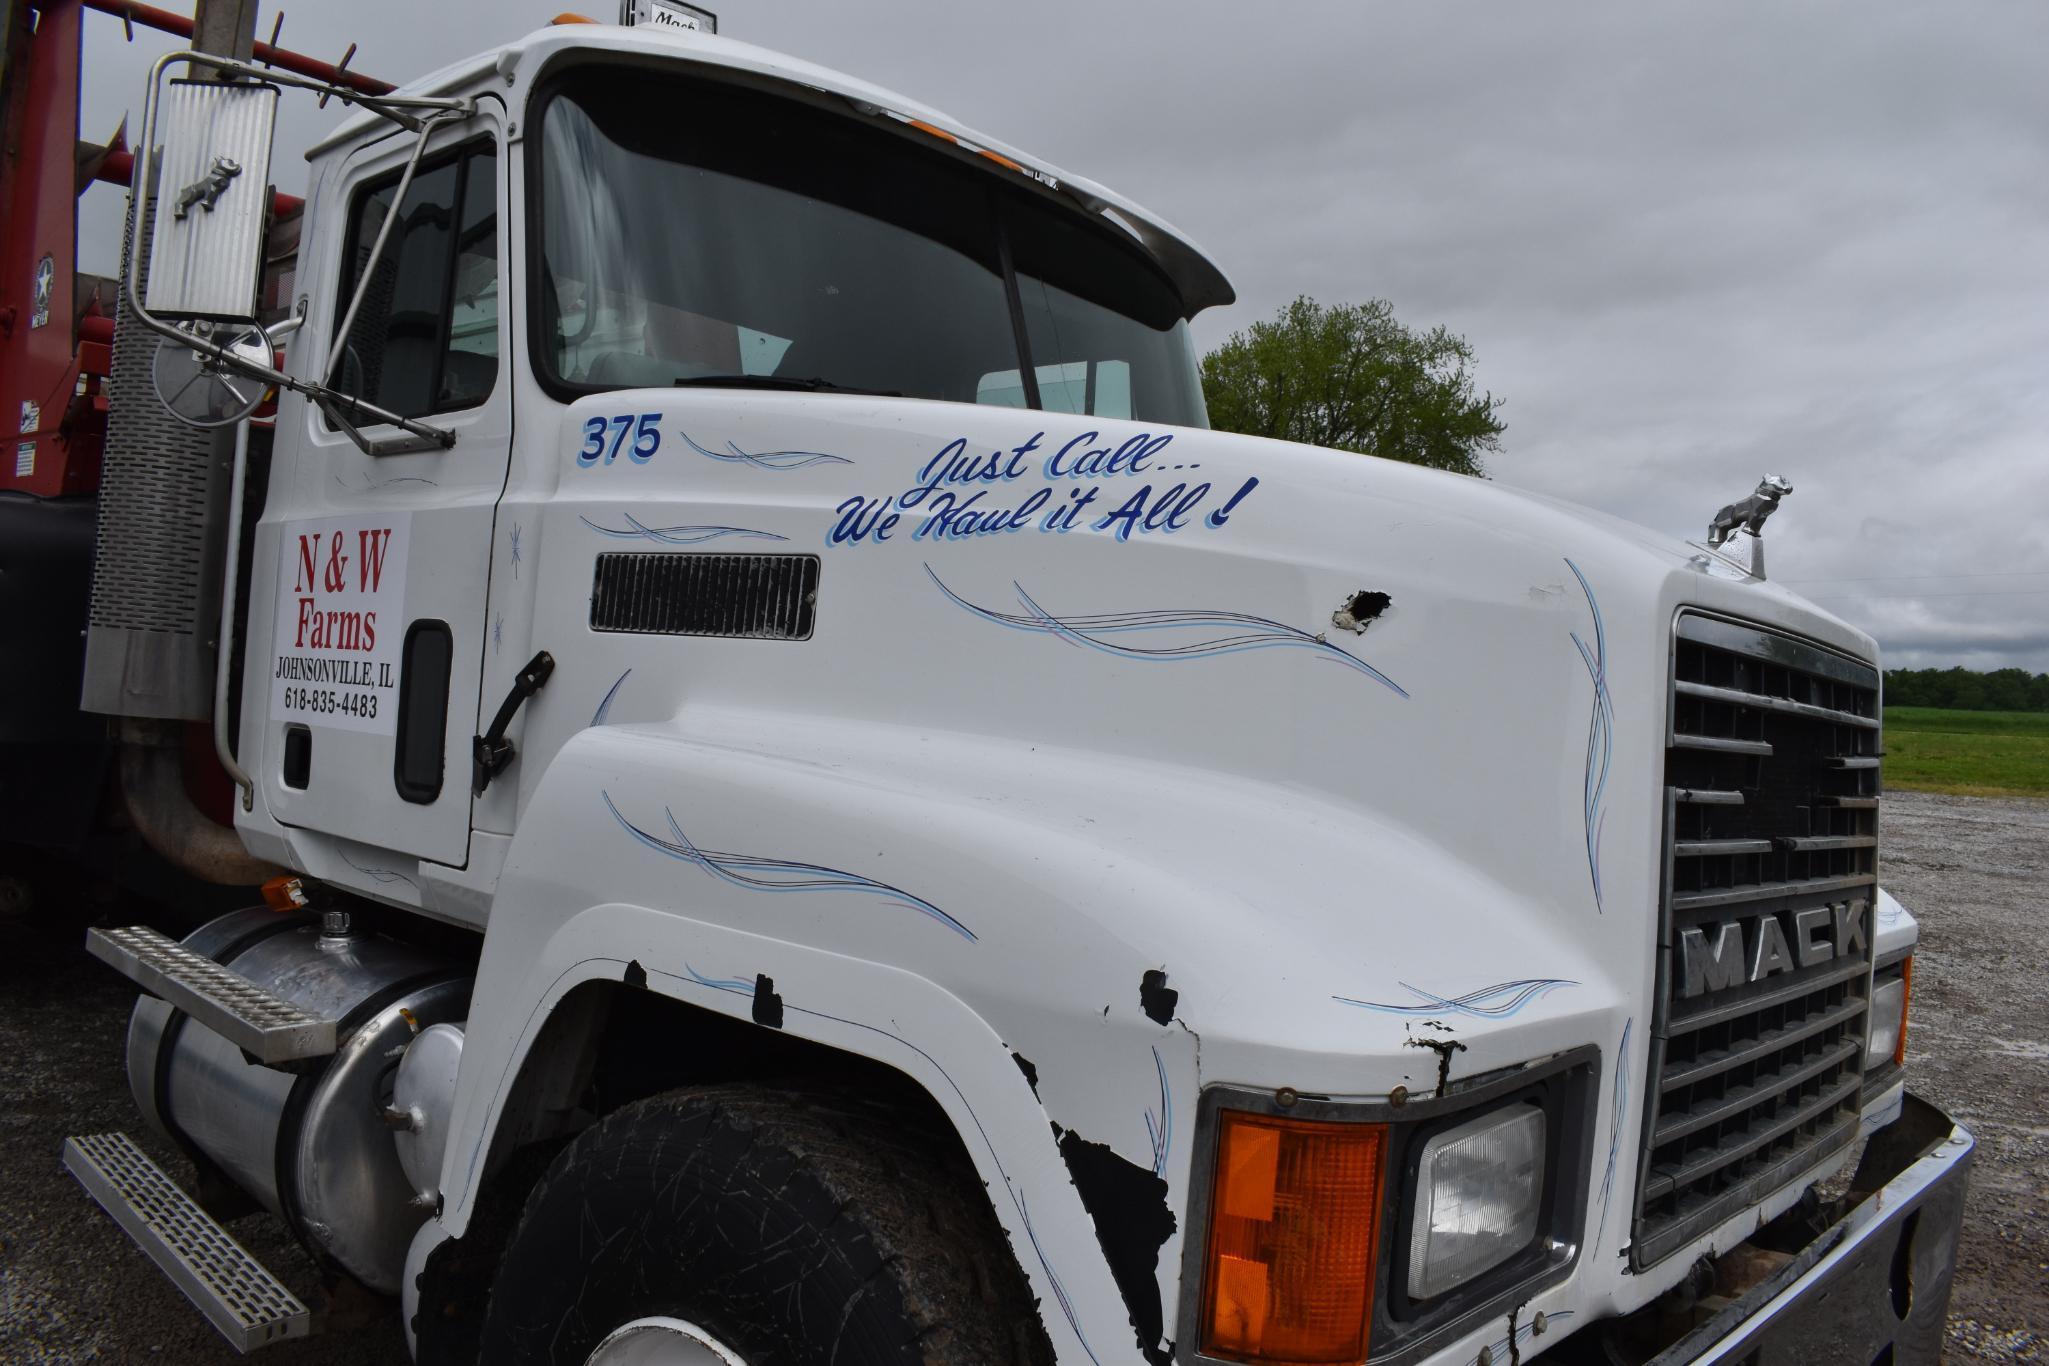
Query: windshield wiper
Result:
<box><xmin>672</xmin><ymin>374</ymin><xmax>901</xmax><ymax>397</ymax></box>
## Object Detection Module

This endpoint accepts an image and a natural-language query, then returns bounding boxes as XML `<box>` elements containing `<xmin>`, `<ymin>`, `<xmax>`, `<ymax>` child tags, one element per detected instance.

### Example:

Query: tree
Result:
<box><xmin>1201</xmin><ymin>295</ymin><xmax>1506</xmax><ymax>476</ymax></box>
<box><xmin>1881</xmin><ymin>666</ymin><xmax>2049</xmax><ymax>712</ymax></box>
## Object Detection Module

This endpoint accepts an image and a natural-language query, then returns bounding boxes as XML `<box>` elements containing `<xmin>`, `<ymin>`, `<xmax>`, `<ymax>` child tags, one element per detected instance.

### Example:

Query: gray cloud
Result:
<box><xmin>77</xmin><ymin>1</ymin><xmax>2049</xmax><ymax>669</ymax></box>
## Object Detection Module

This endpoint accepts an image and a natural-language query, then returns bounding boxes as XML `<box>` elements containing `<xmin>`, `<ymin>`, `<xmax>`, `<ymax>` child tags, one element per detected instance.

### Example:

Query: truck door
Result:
<box><xmin>256</xmin><ymin>119</ymin><xmax>507</xmax><ymax>868</ymax></box>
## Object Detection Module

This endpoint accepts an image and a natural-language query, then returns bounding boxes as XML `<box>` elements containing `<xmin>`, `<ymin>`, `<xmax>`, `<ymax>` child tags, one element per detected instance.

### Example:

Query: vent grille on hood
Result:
<box><xmin>590</xmin><ymin>552</ymin><xmax>820</xmax><ymax>640</ymax></box>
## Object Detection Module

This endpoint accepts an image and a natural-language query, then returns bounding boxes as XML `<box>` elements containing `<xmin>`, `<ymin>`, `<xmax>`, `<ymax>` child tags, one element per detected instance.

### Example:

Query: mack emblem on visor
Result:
<box><xmin>1678</xmin><ymin>898</ymin><xmax>1868</xmax><ymax>999</ymax></box>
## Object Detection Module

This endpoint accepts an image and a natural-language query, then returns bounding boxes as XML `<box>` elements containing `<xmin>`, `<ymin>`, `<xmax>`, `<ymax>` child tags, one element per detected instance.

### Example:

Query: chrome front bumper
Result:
<box><xmin>1655</xmin><ymin>1092</ymin><xmax>1974</xmax><ymax>1365</ymax></box>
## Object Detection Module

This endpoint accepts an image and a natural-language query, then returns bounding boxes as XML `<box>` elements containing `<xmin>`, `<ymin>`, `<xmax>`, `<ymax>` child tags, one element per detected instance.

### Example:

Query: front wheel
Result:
<box><xmin>479</xmin><ymin>1086</ymin><xmax>1055</xmax><ymax>1366</ymax></box>
<box><xmin>584</xmin><ymin>1317</ymin><xmax>748</xmax><ymax>1365</ymax></box>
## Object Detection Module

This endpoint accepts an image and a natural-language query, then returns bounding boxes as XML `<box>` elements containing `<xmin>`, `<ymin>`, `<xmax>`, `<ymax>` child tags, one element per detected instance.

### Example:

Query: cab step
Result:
<box><xmin>85</xmin><ymin>925</ymin><xmax>335</xmax><ymax>1064</ymax></box>
<box><xmin>62</xmin><ymin>1133</ymin><xmax>312</xmax><ymax>1353</ymax></box>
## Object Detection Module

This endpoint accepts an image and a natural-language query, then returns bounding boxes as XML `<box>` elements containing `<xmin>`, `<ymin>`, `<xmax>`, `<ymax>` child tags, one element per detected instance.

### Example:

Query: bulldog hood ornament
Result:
<box><xmin>1703</xmin><ymin>473</ymin><xmax>1792</xmax><ymax>579</ymax></box>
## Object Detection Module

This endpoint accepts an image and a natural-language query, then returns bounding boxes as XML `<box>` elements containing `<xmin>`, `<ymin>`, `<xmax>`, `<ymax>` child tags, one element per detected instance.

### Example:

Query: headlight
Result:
<box><xmin>1407</xmin><ymin>1104</ymin><xmax>1546</xmax><ymax>1300</ymax></box>
<box><xmin>1866</xmin><ymin>957</ymin><xmax>1912</xmax><ymax>1071</ymax></box>
<box><xmin>1189</xmin><ymin>1056</ymin><xmax>1595</xmax><ymax>1365</ymax></box>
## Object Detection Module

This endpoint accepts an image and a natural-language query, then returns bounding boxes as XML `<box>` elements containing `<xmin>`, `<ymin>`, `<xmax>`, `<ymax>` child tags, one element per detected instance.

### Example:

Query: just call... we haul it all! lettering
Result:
<box><xmin>828</xmin><ymin>430</ymin><xmax>1260</xmax><ymax>547</ymax></box>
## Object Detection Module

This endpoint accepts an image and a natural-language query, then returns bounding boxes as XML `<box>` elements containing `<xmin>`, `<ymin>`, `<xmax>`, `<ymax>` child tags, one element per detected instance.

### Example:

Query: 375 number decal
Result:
<box><xmin>578</xmin><ymin>413</ymin><xmax>662</xmax><ymax>467</ymax></box>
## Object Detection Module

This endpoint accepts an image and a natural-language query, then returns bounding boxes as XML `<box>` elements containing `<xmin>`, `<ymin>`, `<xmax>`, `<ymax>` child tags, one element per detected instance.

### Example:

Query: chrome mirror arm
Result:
<box><xmin>123</xmin><ymin>50</ymin><xmax>469</xmax><ymax>455</ymax></box>
<box><xmin>323</xmin><ymin>106</ymin><xmax>467</xmax><ymax>391</ymax></box>
<box><xmin>314</xmin><ymin>394</ymin><xmax>453</xmax><ymax>458</ymax></box>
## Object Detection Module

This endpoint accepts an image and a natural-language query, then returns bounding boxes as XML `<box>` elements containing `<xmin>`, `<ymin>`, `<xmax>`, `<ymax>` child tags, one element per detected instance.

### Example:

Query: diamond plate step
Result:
<box><xmin>63</xmin><ymin>1133</ymin><xmax>312</xmax><ymax>1353</ymax></box>
<box><xmin>86</xmin><ymin>925</ymin><xmax>335</xmax><ymax>1064</ymax></box>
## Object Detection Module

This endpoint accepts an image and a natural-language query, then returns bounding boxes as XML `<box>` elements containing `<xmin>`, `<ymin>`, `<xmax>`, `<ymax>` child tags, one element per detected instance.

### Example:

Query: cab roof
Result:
<box><xmin>312</xmin><ymin>22</ymin><xmax>1235</xmax><ymax>317</ymax></box>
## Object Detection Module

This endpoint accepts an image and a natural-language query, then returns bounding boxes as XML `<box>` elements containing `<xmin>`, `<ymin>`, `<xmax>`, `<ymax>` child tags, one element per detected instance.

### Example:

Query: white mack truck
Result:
<box><xmin>6</xmin><ymin>3</ymin><xmax>1972</xmax><ymax>1363</ymax></box>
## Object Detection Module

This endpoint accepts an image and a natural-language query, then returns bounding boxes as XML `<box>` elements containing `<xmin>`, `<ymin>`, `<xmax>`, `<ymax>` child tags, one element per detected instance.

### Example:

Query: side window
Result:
<box><xmin>975</xmin><ymin>360</ymin><xmax>1133</xmax><ymax>418</ymax></box>
<box><xmin>334</xmin><ymin>143</ymin><xmax>498</xmax><ymax>421</ymax></box>
<box><xmin>1010</xmin><ymin>276</ymin><xmax>1143</xmax><ymax>419</ymax></box>
<box><xmin>1000</xmin><ymin>192</ymin><xmax>1206</xmax><ymax>425</ymax></box>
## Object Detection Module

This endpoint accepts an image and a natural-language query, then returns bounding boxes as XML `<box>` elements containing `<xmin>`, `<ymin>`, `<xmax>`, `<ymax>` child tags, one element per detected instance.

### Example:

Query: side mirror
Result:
<box><xmin>122</xmin><ymin>50</ymin><xmax>470</xmax><ymax>453</ymax></box>
<box><xmin>144</xmin><ymin>77</ymin><xmax>279</xmax><ymax>323</ymax></box>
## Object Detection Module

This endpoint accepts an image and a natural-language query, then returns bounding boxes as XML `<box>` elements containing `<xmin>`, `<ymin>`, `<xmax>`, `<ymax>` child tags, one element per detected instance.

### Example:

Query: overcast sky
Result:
<box><xmin>78</xmin><ymin>1</ymin><xmax>2049</xmax><ymax>671</ymax></box>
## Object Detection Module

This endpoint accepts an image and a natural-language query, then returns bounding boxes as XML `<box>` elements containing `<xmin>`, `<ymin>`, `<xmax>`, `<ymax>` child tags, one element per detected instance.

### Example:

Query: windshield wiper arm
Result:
<box><xmin>671</xmin><ymin>374</ymin><xmax>901</xmax><ymax>397</ymax></box>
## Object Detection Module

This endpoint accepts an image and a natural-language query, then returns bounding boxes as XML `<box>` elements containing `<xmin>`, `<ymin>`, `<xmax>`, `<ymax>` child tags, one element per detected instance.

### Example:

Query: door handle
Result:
<box><xmin>472</xmin><ymin>650</ymin><xmax>554</xmax><ymax>797</ymax></box>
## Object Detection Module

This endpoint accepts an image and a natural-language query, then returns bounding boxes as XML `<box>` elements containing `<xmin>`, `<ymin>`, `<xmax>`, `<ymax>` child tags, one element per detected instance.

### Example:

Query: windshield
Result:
<box><xmin>532</xmin><ymin>66</ymin><xmax>1207</xmax><ymax>426</ymax></box>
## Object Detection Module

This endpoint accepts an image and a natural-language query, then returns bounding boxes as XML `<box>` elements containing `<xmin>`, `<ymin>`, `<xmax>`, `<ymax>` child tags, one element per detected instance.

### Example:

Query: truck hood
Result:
<box><xmin>517</xmin><ymin>392</ymin><xmax>1876</xmax><ymax>1084</ymax></box>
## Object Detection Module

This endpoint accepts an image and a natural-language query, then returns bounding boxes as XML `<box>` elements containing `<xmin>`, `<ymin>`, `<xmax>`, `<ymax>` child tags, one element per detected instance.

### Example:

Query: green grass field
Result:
<box><xmin>1882</xmin><ymin>707</ymin><xmax>2049</xmax><ymax>798</ymax></box>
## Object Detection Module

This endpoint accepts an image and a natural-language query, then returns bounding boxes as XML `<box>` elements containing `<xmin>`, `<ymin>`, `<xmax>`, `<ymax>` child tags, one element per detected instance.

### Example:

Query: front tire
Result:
<box><xmin>479</xmin><ymin>1086</ymin><xmax>1055</xmax><ymax>1366</ymax></box>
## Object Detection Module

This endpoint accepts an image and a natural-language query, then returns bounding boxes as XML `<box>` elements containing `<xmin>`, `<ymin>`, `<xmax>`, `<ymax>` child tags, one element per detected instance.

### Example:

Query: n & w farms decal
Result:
<box><xmin>270</xmin><ymin>514</ymin><xmax>411</xmax><ymax>735</ymax></box>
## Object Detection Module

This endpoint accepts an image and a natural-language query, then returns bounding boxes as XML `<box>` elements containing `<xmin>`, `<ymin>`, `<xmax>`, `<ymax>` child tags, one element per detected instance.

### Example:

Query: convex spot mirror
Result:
<box><xmin>145</xmin><ymin>76</ymin><xmax>280</xmax><ymax>323</ymax></box>
<box><xmin>151</xmin><ymin>321</ymin><xmax>274</xmax><ymax>428</ymax></box>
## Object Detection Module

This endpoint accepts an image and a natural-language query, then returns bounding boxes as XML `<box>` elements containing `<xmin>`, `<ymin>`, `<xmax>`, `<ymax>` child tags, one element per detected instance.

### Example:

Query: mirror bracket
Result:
<box><xmin>315</xmin><ymin>394</ymin><xmax>457</xmax><ymax>457</ymax></box>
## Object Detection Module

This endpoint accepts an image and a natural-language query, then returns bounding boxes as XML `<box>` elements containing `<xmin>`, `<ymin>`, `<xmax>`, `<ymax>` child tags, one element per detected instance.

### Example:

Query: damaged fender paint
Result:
<box><xmin>1140</xmin><ymin>968</ymin><xmax>1179</xmax><ymax>1026</ymax></box>
<box><xmin>1406</xmin><ymin>1034</ymin><xmax>1468</xmax><ymax>1097</ymax></box>
<box><xmin>1012</xmin><ymin>1049</ymin><xmax>1041</xmax><ymax>1099</ymax></box>
<box><xmin>751</xmin><ymin>974</ymin><xmax>783</xmax><ymax>1028</ymax></box>
<box><xmin>622</xmin><ymin>959</ymin><xmax>647</xmax><ymax>989</ymax></box>
<box><xmin>1471</xmin><ymin>1308</ymin><xmax>1576</xmax><ymax>1366</ymax></box>
<box><xmin>1331</xmin><ymin>589</ymin><xmax>1392</xmax><ymax>634</ymax></box>
<box><xmin>1058</xmin><ymin>1128</ymin><xmax>1177</xmax><ymax>1366</ymax></box>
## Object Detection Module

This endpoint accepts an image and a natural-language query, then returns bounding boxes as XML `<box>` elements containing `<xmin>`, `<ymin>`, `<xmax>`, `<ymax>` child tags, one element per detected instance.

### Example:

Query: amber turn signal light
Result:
<box><xmin>1200</xmin><ymin>1109</ymin><xmax>1388</xmax><ymax>1364</ymax></box>
<box><xmin>260</xmin><ymin>875</ymin><xmax>309</xmax><ymax>912</ymax></box>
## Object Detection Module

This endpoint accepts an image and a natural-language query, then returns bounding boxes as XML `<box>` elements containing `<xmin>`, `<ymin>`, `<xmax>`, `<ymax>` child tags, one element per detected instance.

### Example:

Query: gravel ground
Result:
<box><xmin>0</xmin><ymin>791</ymin><xmax>2042</xmax><ymax>1363</ymax></box>
<box><xmin>1882</xmin><ymin>791</ymin><xmax>2049</xmax><ymax>1362</ymax></box>
<box><xmin>0</xmin><ymin>909</ymin><xmax>405</xmax><ymax>1366</ymax></box>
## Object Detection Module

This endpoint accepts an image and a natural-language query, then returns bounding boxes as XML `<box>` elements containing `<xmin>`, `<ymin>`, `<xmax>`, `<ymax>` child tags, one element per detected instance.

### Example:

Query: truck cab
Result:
<box><xmin>44</xmin><ymin>14</ymin><xmax>1970</xmax><ymax>1366</ymax></box>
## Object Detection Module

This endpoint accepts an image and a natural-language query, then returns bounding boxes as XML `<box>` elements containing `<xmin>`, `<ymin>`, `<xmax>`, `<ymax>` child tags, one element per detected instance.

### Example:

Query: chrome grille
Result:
<box><xmin>1632</xmin><ymin>613</ymin><xmax>1880</xmax><ymax>1268</ymax></box>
